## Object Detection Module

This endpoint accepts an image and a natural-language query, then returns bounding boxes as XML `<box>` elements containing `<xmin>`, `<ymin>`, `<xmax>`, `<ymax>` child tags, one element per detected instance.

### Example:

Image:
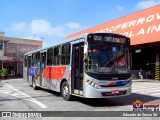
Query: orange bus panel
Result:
<box><xmin>66</xmin><ymin>5</ymin><xmax>160</xmax><ymax>45</ymax></box>
<box><xmin>42</xmin><ymin>66</ymin><xmax>66</xmax><ymax>80</ymax></box>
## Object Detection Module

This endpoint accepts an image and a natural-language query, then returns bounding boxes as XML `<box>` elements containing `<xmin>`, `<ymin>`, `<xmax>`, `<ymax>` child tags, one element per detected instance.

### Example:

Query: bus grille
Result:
<box><xmin>100</xmin><ymin>84</ymin><xmax>126</xmax><ymax>87</ymax></box>
<box><xmin>97</xmin><ymin>77</ymin><xmax>128</xmax><ymax>80</ymax></box>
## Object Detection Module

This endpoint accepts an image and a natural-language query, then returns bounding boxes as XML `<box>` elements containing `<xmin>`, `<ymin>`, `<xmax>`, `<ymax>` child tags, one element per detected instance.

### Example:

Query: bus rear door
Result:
<box><xmin>40</xmin><ymin>51</ymin><xmax>47</xmax><ymax>87</ymax></box>
<box><xmin>28</xmin><ymin>55</ymin><xmax>32</xmax><ymax>84</ymax></box>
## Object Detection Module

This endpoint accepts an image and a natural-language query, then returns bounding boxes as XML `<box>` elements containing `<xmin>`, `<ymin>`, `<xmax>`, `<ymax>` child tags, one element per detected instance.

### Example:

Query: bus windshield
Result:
<box><xmin>85</xmin><ymin>44</ymin><xmax>130</xmax><ymax>74</ymax></box>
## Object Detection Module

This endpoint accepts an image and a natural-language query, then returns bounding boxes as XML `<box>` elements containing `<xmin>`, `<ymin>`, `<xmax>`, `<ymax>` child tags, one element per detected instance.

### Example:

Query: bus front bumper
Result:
<box><xmin>83</xmin><ymin>85</ymin><xmax>132</xmax><ymax>98</ymax></box>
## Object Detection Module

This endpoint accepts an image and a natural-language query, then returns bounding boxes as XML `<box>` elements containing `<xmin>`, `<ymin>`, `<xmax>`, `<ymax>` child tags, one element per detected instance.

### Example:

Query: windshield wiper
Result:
<box><xmin>103</xmin><ymin>57</ymin><xmax>115</xmax><ymax>67</ymax></box>
<box><xmin>103</xmin><ymin>49</ymin><xmax>125</xmax><ymax>67</ymax></box>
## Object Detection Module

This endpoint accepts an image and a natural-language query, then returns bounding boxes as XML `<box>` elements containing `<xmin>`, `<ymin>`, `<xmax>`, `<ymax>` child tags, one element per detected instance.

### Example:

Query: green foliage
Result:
<box><xmin>0</xmin><ymin>68</ymin><xmax>8</xmax><ymax>76</ymax></box>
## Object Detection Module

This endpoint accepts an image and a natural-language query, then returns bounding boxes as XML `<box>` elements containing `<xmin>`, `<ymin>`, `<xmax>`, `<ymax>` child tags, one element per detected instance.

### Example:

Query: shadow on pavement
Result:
<box><xmin>38</xmin><ymin>87</ymin><xmax>61</xmax><ymax>97</ymax></box>
<box><xmin>38</xmin><ymin>87</ymin><xmax>160</xmax><ymax>107</ymax></box>
<box><xmin>74</xmin><ymin>93</ymin><xmax>160</xmax><ymax>107</ymax></box>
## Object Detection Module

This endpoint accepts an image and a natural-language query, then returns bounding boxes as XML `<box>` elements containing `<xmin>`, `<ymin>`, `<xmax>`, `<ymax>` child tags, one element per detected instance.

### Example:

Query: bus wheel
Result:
<box><xmin>61</xmin><ymin>81</ymin><xmax>72</xmax><ymax>101</ymax></box>
<box><xmin>32</xmin><ymin>77</ymin><xmax>38</xmax><ymax>90</ymax></box>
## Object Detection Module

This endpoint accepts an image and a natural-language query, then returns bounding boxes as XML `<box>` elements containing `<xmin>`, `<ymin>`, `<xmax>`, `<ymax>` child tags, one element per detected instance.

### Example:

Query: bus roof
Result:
<box><xmin>24</xmin><ymin>32</ymin><xmax>129</xmax><ymax>56</ymax></box>
<box><xmin>24</xmin><ymin>33</ymin><xmax>88</xmax><ymax>55</ymax></box>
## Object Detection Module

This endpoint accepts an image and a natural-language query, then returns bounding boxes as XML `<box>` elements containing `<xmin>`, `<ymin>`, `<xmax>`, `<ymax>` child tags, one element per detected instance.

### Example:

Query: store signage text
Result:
<box><xmin>97</xmin><ymin>13</ymin><xmax>160</xmax><ymax>37</ymax></box>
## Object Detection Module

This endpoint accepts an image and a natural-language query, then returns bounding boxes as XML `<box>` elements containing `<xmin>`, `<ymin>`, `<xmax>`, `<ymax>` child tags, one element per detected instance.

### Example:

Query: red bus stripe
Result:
<box><xmin>42</xmin><ymin>66</ymin><xmax>66</xmax><ymax>80</ymax></box>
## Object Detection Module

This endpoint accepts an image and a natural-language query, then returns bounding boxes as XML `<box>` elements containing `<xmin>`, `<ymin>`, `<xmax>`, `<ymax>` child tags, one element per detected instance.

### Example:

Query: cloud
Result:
<box><xmin>66</xmin><ymin>22</ymin><xmax>81</xmax><ymax>29</ymax></box>
<box><xmin>23</xmin><ymin>36</ymin><xmax>41</xmax><ymax>40</ymax></box>
<box><xmin>116</xmin><ymin>5</ymin><xmax>124</xmax><ymax>12</ymax></box>
<box><xmin>135</xmin><ymin>0</ymin><xmax>160</xmax><ymax>10</ymax></box>
<box><xmin>42</xmin><ymin>41</ymin><xmax>48</xmax><ymax>48</ymax></box>
<box><xmin>7</xmin><ymin>22</ymin><xmax>27</xmax><ymax>31</ymax></box>
<box><xmin>7</xmin><ymin>19</ymin><xmax>85</xmax><ymax>38</ymax></box>
<box><xmin>6</xmin><ymin>19</ymin><xmax>87</xmax><ymax>47</ymax></box>
<box><xmin>29</xmin><ymin>19</ymin><xmax>65</xmax><ymax>36</ymax></box>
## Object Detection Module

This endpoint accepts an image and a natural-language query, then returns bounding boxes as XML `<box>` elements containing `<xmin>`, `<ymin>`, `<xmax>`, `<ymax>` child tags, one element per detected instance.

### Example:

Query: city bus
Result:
<box><xmin>23</xmin><ymin>32</ymin><xmax>132</xmax><ymax>101</ymax></box>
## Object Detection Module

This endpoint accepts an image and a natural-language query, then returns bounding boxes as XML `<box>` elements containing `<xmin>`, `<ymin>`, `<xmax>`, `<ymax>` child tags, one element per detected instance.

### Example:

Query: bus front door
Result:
<box><xmin>71</xmin><ymin>42</ymin><xmax>84</xmax><ymax>96</ymax></box>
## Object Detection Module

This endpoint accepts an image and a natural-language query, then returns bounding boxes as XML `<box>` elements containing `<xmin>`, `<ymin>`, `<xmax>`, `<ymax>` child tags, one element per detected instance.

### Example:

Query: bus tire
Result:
<box><xmin>61</xmin><ymin>81</ymin><xmax>73</xmax><ymax>101</ymax></box>
<box><xmin>32</xmin><ymin>77</ymin><xmax>38</xmax><ymax>90</ymax></box>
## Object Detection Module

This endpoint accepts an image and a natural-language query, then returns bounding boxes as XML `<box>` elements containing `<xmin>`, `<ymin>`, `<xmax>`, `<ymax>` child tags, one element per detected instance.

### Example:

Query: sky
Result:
<box><xmin>0</xmin><ymin>0</ymin><xmax>160</xmax><ymax>47</ymax></box>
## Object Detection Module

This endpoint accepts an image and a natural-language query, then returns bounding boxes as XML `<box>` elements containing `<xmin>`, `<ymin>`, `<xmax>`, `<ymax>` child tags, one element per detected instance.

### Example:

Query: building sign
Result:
<box><xmin>0</xmin><ymin>56</ymin><xmax>13</xmax><ymax>61</ymax></box>
<box><xmin>66</xmin><ymin>5</ymin><xmax>160</xmax><ymax>45</ymax></box>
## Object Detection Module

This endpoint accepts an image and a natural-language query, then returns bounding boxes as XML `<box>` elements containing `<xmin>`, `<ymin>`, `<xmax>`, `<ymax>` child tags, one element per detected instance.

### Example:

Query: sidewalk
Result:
<box><xmin>0</xmin><ymin>79</ymin><xmax>5</xmax><ymax>87</ymax></box>
<box><xmin>0</xmin><ymin>76</ymin><xmax>23</xmax><ymax>80</ymax></box>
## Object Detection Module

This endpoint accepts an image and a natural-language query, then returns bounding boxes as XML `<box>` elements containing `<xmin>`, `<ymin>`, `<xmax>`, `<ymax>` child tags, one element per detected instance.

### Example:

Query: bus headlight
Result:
<box><xmin>86</xmin><ymin>80</ymin><xmax>100</xmax><ymax>89</ymax></box>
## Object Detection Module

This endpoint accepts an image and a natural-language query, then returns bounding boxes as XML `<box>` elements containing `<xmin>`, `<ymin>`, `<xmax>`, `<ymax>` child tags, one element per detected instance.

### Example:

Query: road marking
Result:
<box><xmin>132</xmin><ymin>87</ymin><xmax>160</xmax><ymax>92</ymax></box>
<box><xmin>133</xmin><ymin>84</ymin><xmax>160</xmax><ymax>87</ymax></box>
<box><xmin>132</xmin><ymin>82</ymin><xmax>160</xmax><ymax>97</ymax></box>
<box><xmin>133</xmin><ymin>89</ymin><xmax>160</xmax><ymax>93</ymax></box>
<box><xmin>1</xmin><ymin>81</ymin><xmax>47</xmax><ymax>109</ymax></box>
<box><xmin>151</xmin><ymin>92</ymin><xmax>160</xmax><ymax>96</ymax></box>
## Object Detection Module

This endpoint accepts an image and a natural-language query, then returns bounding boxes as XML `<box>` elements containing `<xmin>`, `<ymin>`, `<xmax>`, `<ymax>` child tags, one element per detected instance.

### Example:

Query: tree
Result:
<box><xmin>0</xmin><ymin>68</ymin><xmax>8</xmax><ymax>79</ymax></box>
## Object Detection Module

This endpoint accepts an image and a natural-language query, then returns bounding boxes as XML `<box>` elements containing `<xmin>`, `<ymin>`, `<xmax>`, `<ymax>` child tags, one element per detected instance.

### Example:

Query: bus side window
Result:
<box><xmin>61</xmin><ymin>43</ymin><xmax>70</xmax><ymax>65</ymax></box>
<box><xmin>47</xmin><ymin>48</ymin><xmax>53</xmax><ymax>66</ymax></box>
<box><xmin>32</xmin><ymin>53</ymin><xmax>36</xmax><ymax>67</ymax></box>
<box><xmin>35</xmin><ymin>52</ymin><xmax>40</xmax><ymax>66</ymax></box>
<box><xmin>53</xmin><ymin>46</ymin><xmax>61</xmax><ymax>65</ymax></box>
<box><xmin>32</xmin><ymin>52</ymin><xmax>40</xmax><ymax>67</ymax></box>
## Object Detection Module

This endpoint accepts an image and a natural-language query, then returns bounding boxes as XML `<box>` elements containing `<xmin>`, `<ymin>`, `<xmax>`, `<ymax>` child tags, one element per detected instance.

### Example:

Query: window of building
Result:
<box><xmin>53</xmin><ymin>46</ymin><xmax>61</xmax><ymax>65</ymax></box>
<box><xmin>0</xmin><ymin>42</ymin><xmax>3</xmax><ymax>50</ymax></box>
<box><xmin>61</xmin><ymin>43</ymin><xmax>71</xmax><ymax>65</ymax></box>
<box><xmin>47</xmin><ymin>48</ymin><xmax>53</xmax><ymax>66</ymax></box>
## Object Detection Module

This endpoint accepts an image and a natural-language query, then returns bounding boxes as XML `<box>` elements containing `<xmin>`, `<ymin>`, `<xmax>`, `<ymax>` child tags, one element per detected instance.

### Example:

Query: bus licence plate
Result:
<box><xmin>111</xmin><ymin>90</ymin><xmax>119</xmax><ymax>94</ymax></box>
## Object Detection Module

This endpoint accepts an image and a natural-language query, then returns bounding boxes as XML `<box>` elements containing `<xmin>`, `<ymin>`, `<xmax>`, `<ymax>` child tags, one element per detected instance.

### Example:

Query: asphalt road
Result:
<box><xmin>0</xmin><ymin>78</ymin><xmax>160</xmax><ymax>120</ymax></box>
